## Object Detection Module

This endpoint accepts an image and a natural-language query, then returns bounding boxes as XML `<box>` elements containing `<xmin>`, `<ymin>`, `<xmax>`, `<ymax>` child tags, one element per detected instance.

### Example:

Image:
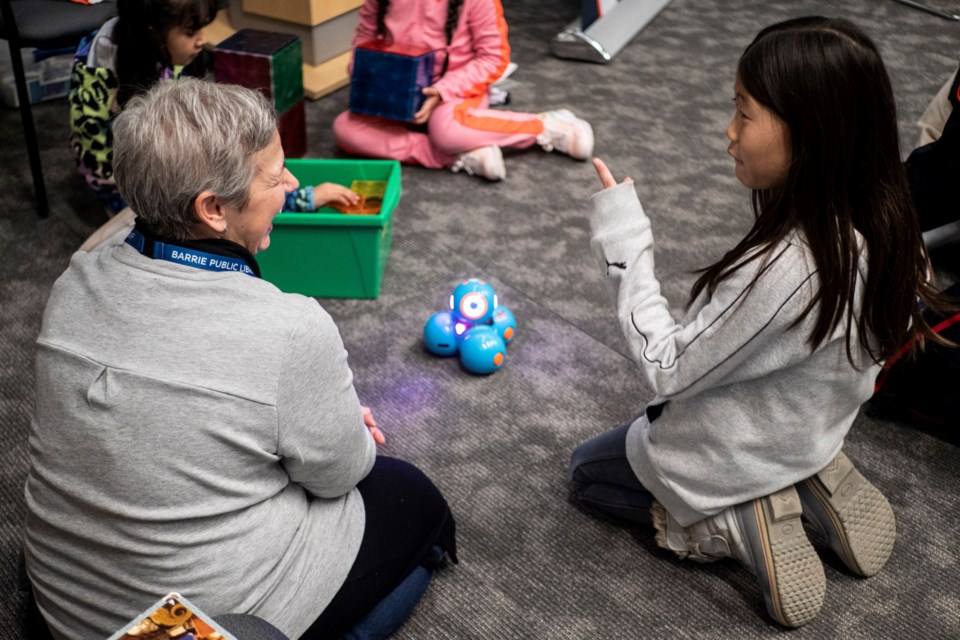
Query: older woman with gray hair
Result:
<box><xmin>24</xmin><ymin>78</ymin><xmax>456</xmax><ymax>640</ymax></box>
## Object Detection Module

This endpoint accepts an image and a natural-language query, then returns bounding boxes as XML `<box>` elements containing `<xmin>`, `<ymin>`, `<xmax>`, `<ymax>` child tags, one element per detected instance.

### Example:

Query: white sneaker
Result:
<box><xmin>538</xmin><ymin>109</ymin><xmax>594</xmax><ymax>160</ymax></box>
<box><xmin>451</xmin><ymin>145</ymin><xmax>506</xmax><ymax>181</ymax></box>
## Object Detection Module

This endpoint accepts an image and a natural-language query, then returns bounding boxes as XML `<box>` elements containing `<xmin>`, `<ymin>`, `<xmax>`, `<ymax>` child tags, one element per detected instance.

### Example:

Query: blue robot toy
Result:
<box><xmin>423</xmin><ymin>279</ymin><xmax>516</xmax><ymax>374</ymax></box>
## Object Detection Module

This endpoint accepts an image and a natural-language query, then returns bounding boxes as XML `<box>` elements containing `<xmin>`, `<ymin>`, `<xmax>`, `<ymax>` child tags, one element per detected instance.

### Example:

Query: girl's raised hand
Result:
<box><xmin>593</xmin><ymin>158</ymin><xmax>632</xmax><ymax>189</ymax></box>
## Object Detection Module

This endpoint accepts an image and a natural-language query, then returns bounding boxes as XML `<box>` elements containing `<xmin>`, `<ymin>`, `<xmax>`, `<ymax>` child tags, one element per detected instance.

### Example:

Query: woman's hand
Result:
<box><xmin>413</xmin><ymin>87</ymin><xmax>441</xmax><ymax>125</ymax></box>
<box><xmin>315</xmin><ymin>183</ymin><xmax>361</xmax><ymax>208</ymax></box>
<box><xmin>592</xmin><ymin>158</ymin><xmax>632</xmax><ymax>189</ymax></box>
<box><xmin>361</xmin><ymin>405</ymin><xmax>386</xmax><ymax>445</ymax></box>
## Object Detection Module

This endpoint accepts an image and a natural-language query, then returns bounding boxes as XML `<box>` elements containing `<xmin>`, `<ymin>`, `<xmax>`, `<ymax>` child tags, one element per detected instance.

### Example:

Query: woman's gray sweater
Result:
<box><xmin>24</xmin><ymin>244</ymin><xmax>377</xmax><ymax>639</ymax></box>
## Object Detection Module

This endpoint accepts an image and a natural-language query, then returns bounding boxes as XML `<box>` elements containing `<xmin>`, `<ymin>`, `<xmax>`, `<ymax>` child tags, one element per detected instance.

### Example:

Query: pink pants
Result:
<box><xmin>333</xmin><ymin>95</ymin><xmax>545</xmax><ymax>168</ymax></box>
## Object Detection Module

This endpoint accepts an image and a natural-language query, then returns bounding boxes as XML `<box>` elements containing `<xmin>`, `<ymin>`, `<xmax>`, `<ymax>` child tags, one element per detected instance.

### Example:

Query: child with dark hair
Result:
<box><xmin>71</xmin><ymin>0</ymin><xmax>359</xmax><ymax>251</ymax></box>
<box><xmin>333</xmin><ymin>0</ymin><xmax>594</xmax><ymax>181</ymax></box>
<box><xmin>70</xmin><ymin>0</ymin><xmax>218</xmax><ymax>218</ymax></box>
<box><xmin>568</xmin><ymin>16</ymin><xmax>952</xmax><ymax>627</ymax></box>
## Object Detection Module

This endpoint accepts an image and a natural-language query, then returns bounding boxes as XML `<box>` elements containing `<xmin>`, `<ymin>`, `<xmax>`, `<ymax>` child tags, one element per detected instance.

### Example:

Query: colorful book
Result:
<box><xmin>107</xmin><ymin>593</ymin><xmax>238</xmax><ymax>640</ymax></box>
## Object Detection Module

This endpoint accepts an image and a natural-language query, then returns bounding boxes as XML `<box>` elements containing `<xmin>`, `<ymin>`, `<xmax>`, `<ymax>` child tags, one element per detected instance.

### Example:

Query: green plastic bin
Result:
<box><xmin>258</xmin><ymin>159</ymin><xmax>401</xmax><ymax>298</ymax></box>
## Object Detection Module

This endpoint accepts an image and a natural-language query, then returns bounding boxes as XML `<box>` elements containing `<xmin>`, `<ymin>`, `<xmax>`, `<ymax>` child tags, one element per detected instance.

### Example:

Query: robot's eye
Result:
<box><xmin>459</xmin><ymin>292</ymin><xmax>488</xmax><ymax>320</ymax></box>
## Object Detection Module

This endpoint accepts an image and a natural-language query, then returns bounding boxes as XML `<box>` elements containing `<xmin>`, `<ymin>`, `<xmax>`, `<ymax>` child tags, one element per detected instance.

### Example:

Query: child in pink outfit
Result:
<box><xmin>333</xmin><ymin>0</ymin><xmax>594</xmax><ymax>180</ymax></box>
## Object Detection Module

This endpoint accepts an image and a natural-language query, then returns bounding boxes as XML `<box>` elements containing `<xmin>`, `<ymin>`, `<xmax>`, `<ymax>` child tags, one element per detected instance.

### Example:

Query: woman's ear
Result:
<box><xmin>193</xmin><ymin>191</ymin><xmax>228</xmax><ymax>235</ymax></box>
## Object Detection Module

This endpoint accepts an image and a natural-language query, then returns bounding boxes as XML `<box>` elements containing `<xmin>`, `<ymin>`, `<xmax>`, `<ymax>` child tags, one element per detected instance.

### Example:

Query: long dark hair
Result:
<box><xmin>114</xmin><ymin>0</ymin><xmax>217</xmax><ymax>107</ymax></box>
<box><xmin>375</xmin><ymin>0</ymin><xmax>464</xmax><ymax>74</ymax></box>
<box><xmin>689</xmin><ymin>16</ymin><xmax>951</xmax><ymax>363</ymax></box>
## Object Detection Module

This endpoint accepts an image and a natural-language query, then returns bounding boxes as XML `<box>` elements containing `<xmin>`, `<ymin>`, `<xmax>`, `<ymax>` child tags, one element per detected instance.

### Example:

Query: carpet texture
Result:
<box><xmin>1</xmin><ymin>0</ymin><xmax>958</xmax><ymax>638</ymax></box>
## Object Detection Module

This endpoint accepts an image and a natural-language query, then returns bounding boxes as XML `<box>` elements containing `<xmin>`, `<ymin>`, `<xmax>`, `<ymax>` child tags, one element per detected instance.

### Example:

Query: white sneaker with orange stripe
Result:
<box><xmin>538</xmin><ymin>109</ymin><xmax>594</xmax><ymax>160</ymax></box>
<box><xmin>451</xmin><ymin>145</ymin><xmax>506</xmax><ymax>181</ymax></box>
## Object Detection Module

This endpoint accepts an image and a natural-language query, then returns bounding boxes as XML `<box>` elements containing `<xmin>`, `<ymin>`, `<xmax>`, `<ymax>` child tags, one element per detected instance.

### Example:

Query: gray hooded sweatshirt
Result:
<box><xmin>589</xmin><ymin>183</ymin><xmax>879</xmax><ymax>526</ymax></box>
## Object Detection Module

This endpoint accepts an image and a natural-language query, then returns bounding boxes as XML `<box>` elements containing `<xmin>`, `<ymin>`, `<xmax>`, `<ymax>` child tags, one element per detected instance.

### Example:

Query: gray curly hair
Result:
<box><xmin>112</xmin><ymin>77</ymin><xmax>278</xmax><ymax>240</ymax></box>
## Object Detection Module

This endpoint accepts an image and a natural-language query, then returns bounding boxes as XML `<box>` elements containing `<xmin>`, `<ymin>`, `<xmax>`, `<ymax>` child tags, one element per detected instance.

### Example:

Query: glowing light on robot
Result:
<box><xmin>449</xmin><ymin>295</ymin><xmax>454</xmax><ymax>310</ymax></box>
<box><xmin>493</xmin><ymin>295</ymin><xmax>498</xmax><ymax>309</ymax></box>
<box><xmin>460</xmin><ymin>292</ymin><xmax>488</xmax><ymax>320</ymax></box>
<box><xmin>455</xmin><ymin>322</ymin><xmax>467</xmax><ymax>335</ymax></box>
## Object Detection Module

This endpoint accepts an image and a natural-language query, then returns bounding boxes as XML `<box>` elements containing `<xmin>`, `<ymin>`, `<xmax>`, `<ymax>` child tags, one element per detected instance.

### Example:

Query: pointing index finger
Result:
<box><xmin>593</xmin><ymin>158</ymin><xmax>617</xmax><ymax>189</ymax></box>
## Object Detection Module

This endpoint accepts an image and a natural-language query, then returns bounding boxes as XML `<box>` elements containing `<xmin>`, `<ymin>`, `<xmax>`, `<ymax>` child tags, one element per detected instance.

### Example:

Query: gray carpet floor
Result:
<box><xmin>2</xmin><ymin>0</ymin><xmax>959</xmax><ymax>638</ymax></box>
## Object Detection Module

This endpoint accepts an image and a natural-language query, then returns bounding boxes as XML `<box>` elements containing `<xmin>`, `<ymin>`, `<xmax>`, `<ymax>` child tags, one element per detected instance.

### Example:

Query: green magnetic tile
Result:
<box><xmin>271</xmin><ymin>39</ymin><xmax>304</xmax><ymax>115</ymax></box>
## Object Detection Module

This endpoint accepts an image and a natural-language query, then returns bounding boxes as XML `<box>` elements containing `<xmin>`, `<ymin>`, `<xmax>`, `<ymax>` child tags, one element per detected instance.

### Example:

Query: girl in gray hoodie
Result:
<box><xmin>569</xmin><ymin>16</ymin><xmax>953</xmax><ymax>628</ymax></box>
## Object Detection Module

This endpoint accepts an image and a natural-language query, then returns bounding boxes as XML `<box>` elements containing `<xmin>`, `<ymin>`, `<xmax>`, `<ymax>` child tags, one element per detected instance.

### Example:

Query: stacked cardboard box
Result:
<box><xmin>207</xmin><ymin>0</ymin><xmax>362</xmax><ymax>100</ymax></box>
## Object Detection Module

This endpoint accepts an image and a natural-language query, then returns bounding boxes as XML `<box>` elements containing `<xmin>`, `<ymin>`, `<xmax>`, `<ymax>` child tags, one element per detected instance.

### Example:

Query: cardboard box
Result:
<box><xmin>258</xmin><ymin>159</ymin><xmax>402</xmax><ymax>299</ymax></box>
<box><xmin>228</xmin><ymin>1</ymin><xmax>358</xmax><ymax>66</ymax></box>
<box><xmin>302</xmin><ymin>50</ymin><xmax>352</xmax><ymax>100</ymax></box>
<box><xmin>206</xmin><ymin>7</ymin><xmax>354</xmax><ymax>99</ymax></box>
<box><xmin>241</xmin><ymin>0</ymin><xmax>361</xmax><ymax>27</ymax></box>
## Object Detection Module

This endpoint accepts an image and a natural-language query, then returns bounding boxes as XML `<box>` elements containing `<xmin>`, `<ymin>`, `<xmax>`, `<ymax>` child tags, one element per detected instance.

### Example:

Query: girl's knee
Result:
<box><xmin>426</xmin><ymin>104</ymin><xmax>465</xmax><ymax>155</ymax></box>
<box><xmin>361</xmin><ymin>457</ymin><xmax>457</xmax><ymax>561</ymax></box>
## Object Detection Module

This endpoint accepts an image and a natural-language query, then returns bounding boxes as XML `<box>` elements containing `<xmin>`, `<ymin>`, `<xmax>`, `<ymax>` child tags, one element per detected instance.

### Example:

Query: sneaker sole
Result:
<box><xmin>796</xmin><ymin>452</ymin><xmax>896</xmax><ymax>577</ymax></box>
<box><xmin>735</xmin><ymin>487</ymin><xmax>825</xmax><ymax>627</ymax></box>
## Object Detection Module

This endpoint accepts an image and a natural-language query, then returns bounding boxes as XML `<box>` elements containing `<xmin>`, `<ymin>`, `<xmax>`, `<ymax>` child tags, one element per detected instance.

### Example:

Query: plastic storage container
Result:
<box><xmin>257</xmin><ymin>158</ymin><xmax>401</xmax><ymax>299</ymax></box>
<box><xmin>0</xmin><ymin>46</ymin><xmax>74</xmax><ymax>108</ymax></box>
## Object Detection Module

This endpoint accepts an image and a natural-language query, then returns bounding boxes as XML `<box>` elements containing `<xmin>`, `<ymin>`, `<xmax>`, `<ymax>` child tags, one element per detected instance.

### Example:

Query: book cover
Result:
<box><xmin>107</xmin><ymin>593</ymin><xmax>238</xmax><ymax>640</ymax></box>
